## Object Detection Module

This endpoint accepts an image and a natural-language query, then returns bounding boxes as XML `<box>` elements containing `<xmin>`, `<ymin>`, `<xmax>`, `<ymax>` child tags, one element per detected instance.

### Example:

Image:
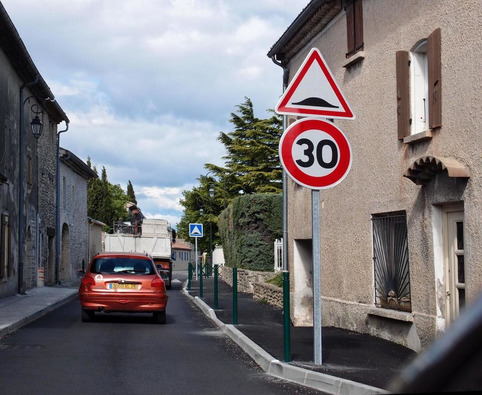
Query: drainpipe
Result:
<box><xmin>18</xmin><ymin>76</ymin><xmax>39</xmax><ymax>294</ymax></box>
<box><xmin>55</xmin><ymin>120</ymin><xmax>69</xmax><ymax>285</ymax></box>
<box><xmin>271</xmin><ymin>55</ymin><xmax>291</xmax><ymax>362</ymax></box>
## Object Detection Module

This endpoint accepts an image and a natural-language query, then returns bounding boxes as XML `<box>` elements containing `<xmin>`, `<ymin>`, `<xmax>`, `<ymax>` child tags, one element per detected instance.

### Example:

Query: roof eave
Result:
<box><xmin>0</xmin><ymin>3</ymin><xmax>69</xmax><ymax>124</ymax></box>
<box><xmin>267</xmin><ymin>0</ymin><xmax>343</xmax><ymax>64</ymax></box>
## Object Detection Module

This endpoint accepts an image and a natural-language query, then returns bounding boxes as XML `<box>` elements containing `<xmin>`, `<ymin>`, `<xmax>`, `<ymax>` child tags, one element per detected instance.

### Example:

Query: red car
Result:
<box><xmin>78</xmin><ymin>252</ymin><xmax>168</xmax><ymax>324</ymax></box>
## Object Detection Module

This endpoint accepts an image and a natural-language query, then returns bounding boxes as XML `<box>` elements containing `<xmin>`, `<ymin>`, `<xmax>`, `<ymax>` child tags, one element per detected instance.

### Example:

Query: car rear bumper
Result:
<box><xmin>79</xmin><ymin>292</ymin><xmax>167</xmax><ymax>312</ymax></box>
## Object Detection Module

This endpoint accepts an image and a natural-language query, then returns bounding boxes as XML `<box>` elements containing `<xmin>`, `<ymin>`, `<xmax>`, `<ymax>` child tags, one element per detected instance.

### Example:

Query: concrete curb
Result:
<box><xmin>182</xmin><ymin>285</ymin><xmax>387</xmax><ymax>394</ymax></box>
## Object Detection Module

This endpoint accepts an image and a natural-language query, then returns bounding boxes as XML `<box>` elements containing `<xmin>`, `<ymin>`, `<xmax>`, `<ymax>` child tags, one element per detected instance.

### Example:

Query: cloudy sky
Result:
<box><xmin>3</xmin><ymin>0</ymin><xmax>309</xmax><ymax>228</ymax></box>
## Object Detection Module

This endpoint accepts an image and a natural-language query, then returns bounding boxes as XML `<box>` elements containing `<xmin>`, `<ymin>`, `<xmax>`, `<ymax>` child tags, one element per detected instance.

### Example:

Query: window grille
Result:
<box><xmin>372</xmin><ymin>213</ymin><xmax>411</xmax><ymax>312</ymax></box>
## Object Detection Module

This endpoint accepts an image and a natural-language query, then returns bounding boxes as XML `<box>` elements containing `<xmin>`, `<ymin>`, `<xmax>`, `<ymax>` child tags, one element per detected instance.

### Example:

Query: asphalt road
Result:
<box><xmin>0</xmin><ymin>274</ymin><xmax>321</xmax><ymax>395</ymax></box>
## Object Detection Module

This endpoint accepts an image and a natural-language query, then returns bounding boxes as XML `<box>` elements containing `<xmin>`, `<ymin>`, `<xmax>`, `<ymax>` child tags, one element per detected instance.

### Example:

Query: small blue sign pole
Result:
<box><xmin>194</xmin><ymin>237</ymin><xmax>198</xmax><ymax>281</ymax></box>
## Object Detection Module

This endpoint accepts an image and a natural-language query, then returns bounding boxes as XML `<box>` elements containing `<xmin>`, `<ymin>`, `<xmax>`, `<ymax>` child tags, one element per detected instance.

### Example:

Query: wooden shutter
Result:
<box><xmin>346</xmin><ymin>1</ymin><xmax>355</xmax><ymax>57</ymax></box>
<box><xmin>396</xmin><ymin>51</ymin><xmax>410</xmax><ymax>139</ymax></box>
<box><xmin>346</xmin><ymin>0</ymin><xmax>364</xmax><ymax>57</ymax></box>
<box><xmin>354</xmin><ymin>0</ymin><xmax>364</xmax><ymax>52</ymax></box>
<box><xmin>428</xmin><ymin>28</ymin><xmax>442</xmax><ymax>129</ymax></box>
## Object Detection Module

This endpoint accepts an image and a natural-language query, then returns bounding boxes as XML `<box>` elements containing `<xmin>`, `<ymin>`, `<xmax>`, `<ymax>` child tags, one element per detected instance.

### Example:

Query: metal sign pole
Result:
<box><xmin>195</xmin><ymin>237</ymin><xmax>198</xmax><ymax>281</ymax></box>
<box><xmin>312</xmin><ymin>189</ymin><xmax>322</xmax><ymax>364</ymax></box>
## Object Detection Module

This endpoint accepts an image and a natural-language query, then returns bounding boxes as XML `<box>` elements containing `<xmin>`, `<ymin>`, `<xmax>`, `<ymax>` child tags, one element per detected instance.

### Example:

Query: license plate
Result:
<box><xmin>109</xmin><ymin>283</ymin><xmax>138</xmax><ymax>290</ymax></box>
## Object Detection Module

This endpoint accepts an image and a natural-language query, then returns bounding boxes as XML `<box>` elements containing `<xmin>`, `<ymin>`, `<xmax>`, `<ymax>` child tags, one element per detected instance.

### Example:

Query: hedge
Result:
<box><xmin>218</xmin><ymin>193</ymin><xmax>282</xmax><ymax>271</ymax></box>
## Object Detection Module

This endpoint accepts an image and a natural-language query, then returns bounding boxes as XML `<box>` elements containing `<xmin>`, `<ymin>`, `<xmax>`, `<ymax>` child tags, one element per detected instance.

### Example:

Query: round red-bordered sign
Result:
<box><xmin>279</xmin><ymin>118</ymin><xmax>352</xmax><ymax>189</ymax></box>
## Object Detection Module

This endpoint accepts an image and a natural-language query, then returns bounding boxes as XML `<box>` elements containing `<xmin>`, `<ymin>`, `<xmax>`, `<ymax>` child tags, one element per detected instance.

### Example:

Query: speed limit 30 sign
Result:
<box><xmin>279</xmin><ymin>118</ymin><xmax>352</xmax><ymax>189</ymax></box>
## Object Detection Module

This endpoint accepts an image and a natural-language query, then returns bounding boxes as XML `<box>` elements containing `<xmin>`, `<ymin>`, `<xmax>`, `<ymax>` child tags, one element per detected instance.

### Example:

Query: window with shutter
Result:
<box><xmin>346</xmin><ymin>0</ymin><xmax>364</xmax><ymax>58</ymax></box>
<box><xmin>411</xmin><ymin>40</ymin><xmax>429</xmax><ymax>135</ymax></box>
<box><xmin>396</xmin><ymin>28</ymin><xmax>441</xmax><ymax>140</ymax></box>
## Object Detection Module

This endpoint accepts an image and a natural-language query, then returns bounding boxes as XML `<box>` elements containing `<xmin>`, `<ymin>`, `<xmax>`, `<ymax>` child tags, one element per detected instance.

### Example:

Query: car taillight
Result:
<box><xmin>81</xmin><ymin>276</ymin><xmax>95</xmax><ymax>290</ymax></box>
<box><xmin>151</xmin><ymin>277</ymin><xmax>164</xmax><ymax>289</ymax></box>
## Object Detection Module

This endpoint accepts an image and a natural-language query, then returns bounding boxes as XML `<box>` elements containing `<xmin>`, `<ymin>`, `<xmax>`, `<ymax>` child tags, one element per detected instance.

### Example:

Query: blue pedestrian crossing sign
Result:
<box><xmin>189</xmin><ymin>223</ymin><xmax>203</xmax><ymax>237</ymax></box>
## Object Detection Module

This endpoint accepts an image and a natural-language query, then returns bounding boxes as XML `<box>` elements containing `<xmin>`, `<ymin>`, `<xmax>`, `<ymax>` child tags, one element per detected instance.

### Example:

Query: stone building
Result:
<box><xmin>268</xmin><ymin>0</ymin><xmax>481</xmax><ymax>351</ymax></box>
<box><xmin>0</xmin><ymin>3</ymin><xmax>69</xmax><ymax>296</ymax></box>
<box><xmin>58</xmin><ymin>148</ymin><xmax>97</xmax><ymax>283</ymax></box>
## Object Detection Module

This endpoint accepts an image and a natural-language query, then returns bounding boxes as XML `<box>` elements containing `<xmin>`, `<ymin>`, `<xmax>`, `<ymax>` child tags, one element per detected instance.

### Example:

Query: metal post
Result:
<box><xmin>200</xmin><ymin>258</ymin><xmax>203</xmax><ymax>298</ymax></box>
<box><xmin>282</xmin><ymin>159</ymin><xmax>291</xmax><ymax>361</ymax></box>
<box><xmin>233</xmin><ymin>267</ymin><xmax>238</xmax><ymax>325</ymax></box>
<box><xmin>283</xmin><ymin>270</ymin><xmax>291</xmax><ymax>362</ymax></box>
<box><xmin>55</xmin><ymin>122</ymin><xmax>69</xmax><ymax>285</ymax></box>
<box><xmin>195</xmin><ymin>238</ymin><xmax>198</xmax><ymax>281</ymax></box>
<box><xmin>214</xmin><ymin>264</ymin><xmax>219</xmax><ymax>309</ymax></box>
<box><xmin>312</xmin><ymin>190</ymin><xmax>322</xmax><ymax>364</ymax></box>
<box><xmin>209</xmin><ymin>221</ymin><xmax>213</xmax><ymax>277</ymax></box>
<box><xmin>187</xmin><ymin>262</ymin><xmax>192</xmax><ymax>290</ymax></box>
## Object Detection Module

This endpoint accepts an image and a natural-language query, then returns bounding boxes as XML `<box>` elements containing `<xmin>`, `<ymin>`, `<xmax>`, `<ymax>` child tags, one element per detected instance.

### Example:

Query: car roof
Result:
<box><xmin>93</xmin><ymin>252</ymin><xmax>152</xmax><ymax>259</ymax></box>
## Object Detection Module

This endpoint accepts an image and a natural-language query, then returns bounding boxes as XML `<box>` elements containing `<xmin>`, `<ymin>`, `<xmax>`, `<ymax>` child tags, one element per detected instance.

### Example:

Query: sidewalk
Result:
<box><xmin>184</xmin><ymin>276</ymin><xmax>417</xmax><ymax>394</ymax></box>
<box><xmin>0</xmin><ymin>285</ymin><xmax>78</xmax><ymax>338</ymax></box>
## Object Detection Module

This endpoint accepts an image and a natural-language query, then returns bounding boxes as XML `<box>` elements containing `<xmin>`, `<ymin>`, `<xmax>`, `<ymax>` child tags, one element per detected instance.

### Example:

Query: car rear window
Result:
<box><xmin>90</xmin><ymin>258</ymin><xmax>155</xmax><ymax>275</ymax></box>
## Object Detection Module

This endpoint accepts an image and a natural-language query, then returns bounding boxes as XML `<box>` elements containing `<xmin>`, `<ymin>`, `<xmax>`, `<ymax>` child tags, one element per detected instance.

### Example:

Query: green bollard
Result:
<box><xmin>187</xmin><ymin>263</ymin><xmax>192</xmax><ymax>291</ymax></box>
<box><xmin>200</xmin><ymin>264</ymin><xmax>203</xmax><ymax>298</ymax></box>
<box><xmin>233</xmin><ymin>267</ymin><xmax>238</xmax><ymax>325</ymax></box>
<box><xmin>283</xmin><ymin>271</ymin><xmax>291</xmax><ymax>362</ymax></box>
<box><xmin>214</xmin><ymin>264</ymin><xmax>219</xmax><ymax>309</ymax></box>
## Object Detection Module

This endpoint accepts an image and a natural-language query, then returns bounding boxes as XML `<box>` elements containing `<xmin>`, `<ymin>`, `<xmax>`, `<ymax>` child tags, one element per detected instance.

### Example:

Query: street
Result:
<box><xmin>0</xmin><ymin>274</ymin><xmax>320</xmax><ymax>395</ymax></box>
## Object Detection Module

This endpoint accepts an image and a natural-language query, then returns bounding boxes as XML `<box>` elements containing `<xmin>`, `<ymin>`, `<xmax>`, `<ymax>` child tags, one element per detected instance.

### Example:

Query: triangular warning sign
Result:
<box><xmin>275</xmin><ymin>48</ymin><xmax>355</xmax><ymax>119</ymax></box>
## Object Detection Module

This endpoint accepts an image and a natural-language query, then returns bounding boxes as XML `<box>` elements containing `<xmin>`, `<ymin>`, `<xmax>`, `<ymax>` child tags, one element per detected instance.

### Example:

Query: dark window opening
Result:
<box><xmin>372</xmin><ymin>212</ymin><xmax>411</xmax><ymax>312</ymax></box>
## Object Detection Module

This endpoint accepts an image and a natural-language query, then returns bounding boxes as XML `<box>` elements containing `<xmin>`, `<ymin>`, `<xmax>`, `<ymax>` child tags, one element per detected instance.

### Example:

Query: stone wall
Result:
<box><xmin>253</xmin><ymin>282</ymin><xmax>283</xmax><ymax>309</ymax></box>
<box><xmin>221</xmin><ymin>267</ymin><xmax>276</xmax><ymax>292</ymax></box>
<box><xmin>221</xmin><ymin>267</ymin><xmax>282</xmax><ymax>308</ymax></box>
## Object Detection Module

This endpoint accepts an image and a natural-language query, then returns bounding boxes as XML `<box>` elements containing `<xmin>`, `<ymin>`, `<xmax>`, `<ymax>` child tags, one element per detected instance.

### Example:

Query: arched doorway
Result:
<box><xmin>60</xmin><ymin>223</ymin><xmax>71</xmax><ymax>282</ymax></box>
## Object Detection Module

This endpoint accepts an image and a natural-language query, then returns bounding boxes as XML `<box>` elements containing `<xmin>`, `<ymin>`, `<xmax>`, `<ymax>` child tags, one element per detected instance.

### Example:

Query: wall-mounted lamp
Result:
<box><xmin>30</xmin><ymin>104</ymin><xmax>43</xmax><ymax>139</ymax></box>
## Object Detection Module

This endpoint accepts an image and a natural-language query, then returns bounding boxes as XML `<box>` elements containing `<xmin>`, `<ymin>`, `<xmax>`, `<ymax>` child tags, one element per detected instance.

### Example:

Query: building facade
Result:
<box><xmin>58</xmin><ymin>148</ymin><xmax>97</xmax><ymax>283</ymax></box>
<box><xmin>172</xmin><ymin>239</ymin><xmax>193</xmax><ymax>271</ymax></box>
<box><xmin>268</xmin><ymin>0</ymin><xmax>481</xmax><ymax>351</ymax></box>
<box><xmin>0</xmin><ymin>3</ymin><xmax>69</xmax><ymax>296</ymax></box>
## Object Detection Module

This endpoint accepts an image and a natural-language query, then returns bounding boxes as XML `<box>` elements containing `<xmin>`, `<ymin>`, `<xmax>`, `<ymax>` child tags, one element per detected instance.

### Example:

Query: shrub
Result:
<box><xmin>219</xmin><ymin>193</ymin><xmax>282</xmax><ymax>271</ymax></box>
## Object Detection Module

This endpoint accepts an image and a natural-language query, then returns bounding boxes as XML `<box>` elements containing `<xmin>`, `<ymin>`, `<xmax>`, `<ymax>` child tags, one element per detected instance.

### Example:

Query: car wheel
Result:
<box><xmin>153</xmin><ymin>310</ymin><xmax>166</xmax><ymax>324</ymax></box>
<box><xmin>81</xmin><ymin>309</ymin><xmax>95</xmax><ymax>322</ymax></box>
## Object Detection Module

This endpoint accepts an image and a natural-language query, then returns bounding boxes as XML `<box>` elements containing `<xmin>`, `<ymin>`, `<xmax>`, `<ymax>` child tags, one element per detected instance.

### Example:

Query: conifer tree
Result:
<box><xmin>207</xmin><ymin>97</ymin><xmax>283</xmax><ymax>196</ymax></box>
<box><xmin>177</xmin><ymin>97</ymin><xmax>283</xmax><ymax>242</ymax></box>
<box><xmin>127</xmin><ymin>180</ymin><xmax>137</xmax><ymax>204</ymax></box>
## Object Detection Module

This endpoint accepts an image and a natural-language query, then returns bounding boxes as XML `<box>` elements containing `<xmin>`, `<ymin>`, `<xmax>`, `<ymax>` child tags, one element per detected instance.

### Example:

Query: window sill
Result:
<box><xmin>403</xmin><ymin>130</ymin><xmax>433</xmax><ymax>145</ymax></box>
<box><xmin>368</xmin><ymin>307</ymin><xmax>414</xmax><ymax>323</ymax></box>
<box><xmin>343</xmin><ymin>51</ymin><xmax>365</xmax><ymax>68</ymax></box>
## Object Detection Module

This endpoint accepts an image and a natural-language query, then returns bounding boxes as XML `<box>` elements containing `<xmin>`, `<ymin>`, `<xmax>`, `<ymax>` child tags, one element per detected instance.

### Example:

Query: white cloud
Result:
<box><xmin>2</xmin><ymin>0</ymin><xmax>310</xmax><ymax>227</ymax></box>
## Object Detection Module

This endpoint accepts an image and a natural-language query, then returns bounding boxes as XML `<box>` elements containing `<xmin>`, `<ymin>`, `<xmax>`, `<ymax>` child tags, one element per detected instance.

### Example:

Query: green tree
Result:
<box><xmin>177</xmin><ymin>97</ymin><xmax>283</xmax><ymax>246</ymax></box>
<box><xmin>127</xmin><ymin>180</ymin><xmax>137</xmax><ymax>204</ymax></box>
<box><xmin>110</xmin><ymin>183</ymin><xmax>130</xmax><ymax>223</ymax></box>
<box><xmin>213</xmin><ymin>97</ymin><xmax>283</xmax><ymax>195</ymax></box>
<box><xmin>86</xmin><ymin>161</ymin><xmax>131</xmax><ymax>232</ymax></box>
<box><xmin>177</xmin><ymin>179</ymin><xmax>222</xmax><ymax>254</ymax></box>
